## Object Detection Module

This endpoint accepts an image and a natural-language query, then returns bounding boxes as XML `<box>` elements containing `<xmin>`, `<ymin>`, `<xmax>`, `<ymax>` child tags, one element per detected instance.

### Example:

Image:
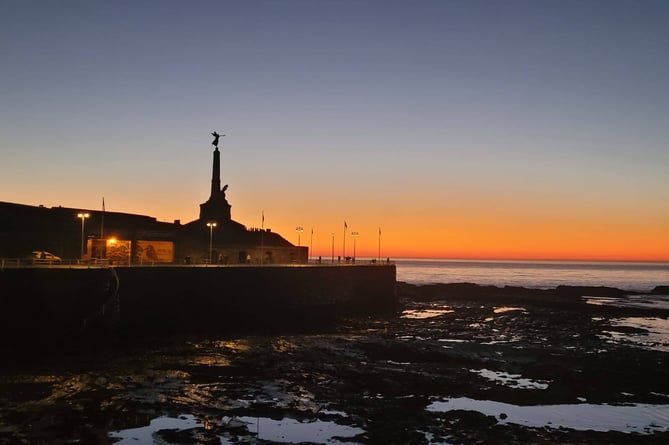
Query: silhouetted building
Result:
<box><xmin>0</xmin><ymin>202</ymin><xmax>176</xmax><ymax>262</ymax></box>
<box><xmin>179</xmin><ymin>145</ymin><xmax>306</xmax><ymax>264</ymax></box>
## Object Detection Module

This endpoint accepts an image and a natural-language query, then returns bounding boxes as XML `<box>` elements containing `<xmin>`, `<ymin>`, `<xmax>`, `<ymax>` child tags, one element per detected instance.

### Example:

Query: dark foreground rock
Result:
<box><xmin>652</xmin><ymin>285</ymin><xmax>669</xmax><ymax>294</ymax></box>
<box><xmin>0</xmin><ymin>282</ymin><xmax>668</xmax><ymax>444</ymax></box>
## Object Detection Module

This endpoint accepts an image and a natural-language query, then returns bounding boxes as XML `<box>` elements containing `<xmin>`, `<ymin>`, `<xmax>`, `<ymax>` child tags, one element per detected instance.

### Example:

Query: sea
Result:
<box><xmin>394</xmin><ymin>258</ymin><xmax>669</xmax><ymax>292</ymax></box>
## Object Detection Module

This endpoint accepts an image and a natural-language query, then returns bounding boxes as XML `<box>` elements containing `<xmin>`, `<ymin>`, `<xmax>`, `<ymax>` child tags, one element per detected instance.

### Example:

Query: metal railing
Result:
<box><xmin>0</xmin><ymin>258</ymin><xmax>113</xmax><ymax>269</ymax></box>
<box><xmin>1</xmin><ymin>257</ymin><xmax>393</xmax><ymax>270</ymax></box>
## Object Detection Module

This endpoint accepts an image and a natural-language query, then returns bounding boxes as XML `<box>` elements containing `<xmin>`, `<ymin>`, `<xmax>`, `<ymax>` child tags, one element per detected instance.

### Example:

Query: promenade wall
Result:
<box><xmin>0</xmin><ymin>264</ymin><xmax>397</xmax><ymax>343</ymax></box>
<box><xmin>0</xmin><ymin>267</ymin><xmax>117</xmax><ymax>345</ymax></box>
<box><xmin>117</xmin><ymin>265</ymin><xmax>396</xmax><ymax>333</ymax></box>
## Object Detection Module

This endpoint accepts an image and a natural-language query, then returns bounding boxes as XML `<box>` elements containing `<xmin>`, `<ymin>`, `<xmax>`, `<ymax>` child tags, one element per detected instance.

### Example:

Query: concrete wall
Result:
<box><xmin>115</xmin><ymin>264</ymin><xmax>396</xmax><ymax>333</ymax></box>
<box><xmin>0</xmin><ymin>264</ymin><xmax>396</xmax><ymax>343</ymax></box>
<box><xmin>0</xmin><ymin>267</ymin><xmax>119</xmax><ymax>345</ymax></box>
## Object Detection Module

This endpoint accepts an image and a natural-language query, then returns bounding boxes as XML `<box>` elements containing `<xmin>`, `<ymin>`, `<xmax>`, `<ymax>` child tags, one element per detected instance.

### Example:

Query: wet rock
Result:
<box><xmin>652</xmin><ymin>285</ymin><xmax>669</xmax><ymax>294</ymax></box>
<box><xmin>1</xmin><ymin>284</ymin><xmax>668</xmax><ymax>444</ymax></box>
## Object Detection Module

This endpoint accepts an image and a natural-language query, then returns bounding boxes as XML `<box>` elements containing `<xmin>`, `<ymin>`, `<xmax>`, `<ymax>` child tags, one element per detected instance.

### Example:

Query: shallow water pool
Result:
<box><xmin>427</xmin><ymin>397</ymin><xmax>669</xmax><ymax>434</ymax></box>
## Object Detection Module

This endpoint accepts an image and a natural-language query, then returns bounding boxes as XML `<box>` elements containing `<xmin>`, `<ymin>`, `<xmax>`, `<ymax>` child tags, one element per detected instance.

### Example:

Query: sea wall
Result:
<box><xmin>0</xmin><ymin>264</ymin><xmax>397</xmax><ymax>342</ymax></box>
<box><xmin>116</xmin><ymin>264</ymin><xmax>397</xmax><ymax>333</ymax></box>
<box><xmin>0</xmin><ymin>267</ymin><xmax>118</xmax><ymax>345</ymax></box>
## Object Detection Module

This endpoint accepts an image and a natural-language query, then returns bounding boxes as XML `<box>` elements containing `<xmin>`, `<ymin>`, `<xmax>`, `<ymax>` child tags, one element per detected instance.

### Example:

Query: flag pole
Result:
<box><xmin>260</xmin><ymin>210</ymin><xmax>264</xmax><ymax>265</ymax></box>
<box><xmin>342</xmin><ymin>221</ymin><xmax>347</xmax><ymax>262</ymax></box>
<box><xmin>100</xmin><ymin>197</ymin><xmax>105</xmax><ymax>238</ymax></box>
<box><xmin>378</xmin><ymin>227</ymin><xmax>381</xmax><ymax>262</ymax></box>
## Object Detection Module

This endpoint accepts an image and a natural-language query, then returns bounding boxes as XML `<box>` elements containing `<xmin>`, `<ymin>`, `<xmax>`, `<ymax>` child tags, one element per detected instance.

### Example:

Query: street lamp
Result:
<box><xmin>351</xmin><ymin>231</ymin><xmax>359</xmax><ymax>263</ymax></box>
<box><xmin>206</xmin><ymin>222</ymin><xmax>217</xmax><ymax>263</ymax></box>
<box><xmin>295</xmin><ymin>226</ymin><xmax>304</xmax><ymax>246</ymax></box>
<box><xmin>77</xmin><ymin>212</ymin><xmax>90</xmax><ymax>259</ymax></box>
<box><xmin>309</xmin><ymin>228</ymin><xmax>313</xmax><ymax>262</ymax></box>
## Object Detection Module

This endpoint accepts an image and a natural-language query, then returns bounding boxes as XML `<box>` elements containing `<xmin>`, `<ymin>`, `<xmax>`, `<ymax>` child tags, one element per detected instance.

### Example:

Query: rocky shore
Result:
<box><xmin>1</xmin><ymin>282</ymin><xmax>668</xmax><ymax>444</ymax></box>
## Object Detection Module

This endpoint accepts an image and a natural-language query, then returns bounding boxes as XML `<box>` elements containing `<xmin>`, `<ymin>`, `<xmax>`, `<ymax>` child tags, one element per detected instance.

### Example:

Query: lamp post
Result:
<box><xmin>77</xmin><ymin>212</ymin><xmax>90</xmax><ymax>259</ymax></box>
<box><xmin>351</xmin><ymin>231</ymin><xmax>359</xmax><ymax>263</ymax></box>
<box><xmin>206</xmin><ymin>222</ymin><xmax>217</xmax><ymax>263</ymax></box>
<box><xmin>295</xmin><ymin>226</ymin><xmax>304</xmax><ymax>246</ymax></box>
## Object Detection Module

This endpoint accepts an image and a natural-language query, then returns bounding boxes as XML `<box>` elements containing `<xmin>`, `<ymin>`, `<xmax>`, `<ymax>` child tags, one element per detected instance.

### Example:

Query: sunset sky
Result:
<box><xmin>2</xmin><ymin>1</ymin><xmax>668</xmax><ymax>261</ymax></box>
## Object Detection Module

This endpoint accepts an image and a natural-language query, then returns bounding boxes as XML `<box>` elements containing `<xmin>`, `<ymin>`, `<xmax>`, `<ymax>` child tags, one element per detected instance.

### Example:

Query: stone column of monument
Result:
<box><xmin>211</xmin><ymin>146</ymin><xmax>221</xmax><ymax>198</ymax></box>
<box><xmin>199</xmin><ymin>134</ymin><xmax>231</xmax><ymax>222</ymax></box>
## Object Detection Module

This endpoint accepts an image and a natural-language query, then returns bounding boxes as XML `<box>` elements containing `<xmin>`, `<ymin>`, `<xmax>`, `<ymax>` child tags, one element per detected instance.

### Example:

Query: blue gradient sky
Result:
<box><xmin>2</xmin><ymin>1</ymin><xmax>668</xmax><ymax>259</ymax></box>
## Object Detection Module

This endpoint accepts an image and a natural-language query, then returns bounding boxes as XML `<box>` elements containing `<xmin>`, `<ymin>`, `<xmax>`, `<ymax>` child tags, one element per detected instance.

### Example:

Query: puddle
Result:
<box><xmin>109</xmin><ymin>413</ymin><xmax>365</xmax><ymax>444</ymax></box>
<box><xmin>470</xmin><ymin>369</ymin><xmax>549</xmax><ymax>389</ymax></box>
<box><xmin>422</xmin><ymin>430</ymin><xmax>456</xmax><ymax>445</ymax></box>
<box><xmin>480</xmin><ymin>336</ymin><xmax>522</xmax><ymax>345</ymax></box>
<box><xmin>439</xmin><ymin>338</ymin><xmax>467</xmax><ymax>349</ymax></box>
<box><xmin>493</xmin><ymin>306</ymin><xmax>527</xmax><ymax>314</ymax></box>
<box><xmin>387</xmin><ymin>360</ymin><xmax>411</xmax><ymax>365</ymax></box>
<box><xmin>601</xmin><ymin>317</ymin><xmax>669</xmax><ymax>352</ymax></box>
<box><xmin>427</xmin><ymin>397</ymin><xmax>669</xmax><ymax>434</ymax></box>
<box><xmin>109</xmin><ymin>414</ymin><xmax>202</xmax><ymax>444</ymax></box>
<box><xmin>396</xmin><ymin>335</ymin><xmax>426</xmax><ymax>341</ymax></box>
<box><xmin>237</xmin><ymin>415</ymin><xmax>364</xmax><ymax>443</ymax></box>
<box><xmin>320</xmin><ymin>408</ymin><xmax>349</xmax><ymax>416</ymax></box>
<box><xmin>401</xmin><ymin>308</ymin><xmax>454</xmax><ymax>319</ymax></box>
<box><xmin>585</xmin><ymin>295</ymin><xmax>669</xmax><ymax>310</ymax></box>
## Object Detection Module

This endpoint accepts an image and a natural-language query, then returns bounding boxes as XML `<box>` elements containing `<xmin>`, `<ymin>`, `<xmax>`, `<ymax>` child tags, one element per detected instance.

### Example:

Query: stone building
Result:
<box><xmin>0</xmin><ymin>202</ymin><xmax>177</xmax><ymax>262</ymax></box>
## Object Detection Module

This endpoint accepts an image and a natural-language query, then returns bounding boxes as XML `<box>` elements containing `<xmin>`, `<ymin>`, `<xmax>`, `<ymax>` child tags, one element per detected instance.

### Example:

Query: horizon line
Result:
<box><xmin>346</xmin><ymin>256</ymin><xmax>669</xmax><ymax>264</ymax></box>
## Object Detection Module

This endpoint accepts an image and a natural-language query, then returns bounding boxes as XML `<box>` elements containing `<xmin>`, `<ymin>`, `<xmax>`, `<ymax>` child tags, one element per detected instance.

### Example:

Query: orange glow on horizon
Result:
<box><xmin>295</xmin><ymin>221</ymin><xmax>669</xmax><ymax>263</ymax></box>
<box><xmin>277</xmin><ymin>211</ymin><xmax>669</xmax><ymax>263</ymax></box>
<box><xmin>7</xmin><ymin>193</ymin><xmax>669</xmax><ymax>262</ymax></box>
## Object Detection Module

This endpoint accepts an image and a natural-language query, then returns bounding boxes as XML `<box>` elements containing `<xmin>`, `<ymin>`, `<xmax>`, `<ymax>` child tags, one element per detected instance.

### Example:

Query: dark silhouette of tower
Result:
<box><xmin>199</xmin><ymin>146</ymin><xmax>231</xmax><ymax>222</ymax></box>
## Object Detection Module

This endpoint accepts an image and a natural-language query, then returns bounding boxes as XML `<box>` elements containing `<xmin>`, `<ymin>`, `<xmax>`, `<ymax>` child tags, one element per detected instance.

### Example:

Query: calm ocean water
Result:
<box><xmin>395</xmin><ymin>259</ymin><xmax>669</xmax><ymax>292</ymax></box>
